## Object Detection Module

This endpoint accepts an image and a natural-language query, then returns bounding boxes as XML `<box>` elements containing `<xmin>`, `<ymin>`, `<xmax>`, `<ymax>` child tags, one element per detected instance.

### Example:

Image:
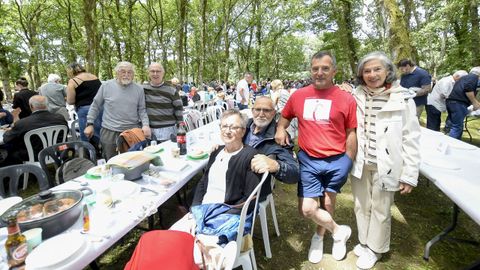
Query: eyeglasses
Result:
<box><xmin>149</xmin><ymin>70</ymin><xmax>164</xmax><ymax>74</ymax></box>
<box><xmin>220</xmin><ymin>125</ymin><xmax>244</xmax><ymax>132</ymax></box>
<box><xmin>252</xmin><ymin>108</ymin><xmax>274</xmax><ymax>114</ymax></box>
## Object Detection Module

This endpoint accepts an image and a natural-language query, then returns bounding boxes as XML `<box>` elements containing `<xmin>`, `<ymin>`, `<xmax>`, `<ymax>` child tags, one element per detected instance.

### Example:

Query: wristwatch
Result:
<box><xmin>86</xmin><ymin>123</ymin><xmax>94</xmax><ymax>127</ymax></box>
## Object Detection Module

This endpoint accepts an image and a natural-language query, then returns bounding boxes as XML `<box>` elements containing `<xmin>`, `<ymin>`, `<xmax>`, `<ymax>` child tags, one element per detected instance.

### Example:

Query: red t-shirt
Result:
<box><xmin>282</xmin><ymin>84</ymin><xmax>357</xmax><ymax>158</ymax></box>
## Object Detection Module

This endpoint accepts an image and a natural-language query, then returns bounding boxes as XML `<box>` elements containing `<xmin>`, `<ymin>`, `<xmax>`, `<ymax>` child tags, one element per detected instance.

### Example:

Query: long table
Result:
<box><xmin>419</xmin><ymin>128</ymin><xmax>480</xmax><ymax>267</ymax></box>
<box><xmin>0</xmin><ymin>121</ymin><xmax>222</xmax><ymax>270</ymax></box>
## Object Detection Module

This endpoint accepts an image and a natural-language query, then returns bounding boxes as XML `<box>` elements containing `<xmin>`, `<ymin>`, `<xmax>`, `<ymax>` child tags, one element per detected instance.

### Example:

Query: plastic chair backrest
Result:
<box><xmin>234</xmin><ymin>172</ymin><xmax>269</xmax><ymax>261</ymax></box>
<box><xmin>206</xmin><ymin>105</ymin><xmax>224</xmax><ymax>123</ymax></box>
<box><xmin>0</xmin><ymin>164</ymin><xmax>50</xmax><ymax>197</ymax></box>
<box><xmin>70</xmin><ymin>119</ymin><xmax>79</xmax><ymax>141</ymax></box>
<box><xmin>38</xmin><ymin>141</ymin><xmax>97</xmax><ymax>186</ymax></box>
<box><xmin>24</xmin><ymin>125</ymin><xmax>68</xmax><ymax>162</ymax></box>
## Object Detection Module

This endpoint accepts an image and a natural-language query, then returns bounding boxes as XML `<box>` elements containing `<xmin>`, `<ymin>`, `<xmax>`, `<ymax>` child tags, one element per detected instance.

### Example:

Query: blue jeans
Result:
<box><xmin>426</xmin><ymin>105</ymin><xmax>441</xmax><ymax>131</ymax></box>
<box><xmin>446</xmin><ymin>100</ymin><xmax>469</xmax><ymax>139</ymax></box>
<box><xmin>76</xmin><ymin>105</ymin><xmax>102</xmax><ymax>142</ymax></box>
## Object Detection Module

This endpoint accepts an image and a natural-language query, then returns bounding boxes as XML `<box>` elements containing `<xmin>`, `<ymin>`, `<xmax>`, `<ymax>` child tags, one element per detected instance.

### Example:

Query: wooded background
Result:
<box><xmin>0</xmin><ymin>0</ymin><xmax>479</xmax><ymax>100</ymax></box>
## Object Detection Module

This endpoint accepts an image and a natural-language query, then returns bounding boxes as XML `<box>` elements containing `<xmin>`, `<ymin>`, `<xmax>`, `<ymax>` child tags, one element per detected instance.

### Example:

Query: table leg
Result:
<box><xmin>424</xmin><ymin>204</ymin><xmax>480</xmax><ymax>261</ymax></box>
<box><xmin>423</xmin><ymin>204</ymin><xmax>459</xmax><ymax>260</ymax></box>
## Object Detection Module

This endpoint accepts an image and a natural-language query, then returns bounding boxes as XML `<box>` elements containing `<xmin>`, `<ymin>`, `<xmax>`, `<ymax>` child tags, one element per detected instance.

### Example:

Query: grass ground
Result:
<box><xmin>85</xmin><ymin>113</ymin><xmax>480</xmax><ymax>270</ymax></box>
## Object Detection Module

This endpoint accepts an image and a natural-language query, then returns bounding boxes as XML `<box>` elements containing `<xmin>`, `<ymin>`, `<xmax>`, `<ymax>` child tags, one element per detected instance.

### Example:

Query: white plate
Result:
<box><xmin>25</xmin><ymin>232</ymin><xmax>87</xmax><ymax>269</ymax></box>
<box><xmin>109</xmin><ymin>180</ymin><xmax>141</xmax><ymax>200</ymax></box>
<box><xmin>143</xmin><ymin>145</ymin><xmax>163</xmax><ymax>154</ymax></box>
<box><xmin>423</xmin><ymin>157</ymin><xmax>461</xmax><ymax>170</ymax></box>
<box><xmin>0</xmin><ymin>196</ymin><xmax>22</xmax><ymax>216</ymax></box>
<box><xmin>86</xmin><ymin>165</ymin><xmax>105</xmax><ymax>177</ymax></box>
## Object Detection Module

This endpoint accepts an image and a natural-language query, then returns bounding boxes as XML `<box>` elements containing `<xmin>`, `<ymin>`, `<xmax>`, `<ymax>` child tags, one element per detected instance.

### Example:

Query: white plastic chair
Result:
<box><xmin>69</xmin><ymin>119</ymin><xmax>79</xmax><ymax>141</ymax></box>
<box><xmin>206</xmin><ymin>105</ymin><xmax>224</xmax><ymax>123</ymax></box>
<box><xmin>214</xmin><ymin>241</ymin><xmax>237</xmax><ymax>270</ymax></box>
<box><xmin>232</xmin><ymin>171</ymin><xmax>269</xmax><ymax>270</ymax></box>
<box><xmin>23</xmin><ymin>125</ymin><xmax>68</xmax><ymax>189</ymax></box>
<box><xmin>257</xmin><ymin>176</ymin><xmax>280</xmax><ymax>258</ymax></box>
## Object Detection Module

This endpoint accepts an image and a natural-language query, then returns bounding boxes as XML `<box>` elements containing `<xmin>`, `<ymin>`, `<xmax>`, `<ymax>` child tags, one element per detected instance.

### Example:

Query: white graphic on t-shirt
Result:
<box><xmin>303</xmin><ymin>99</ymin><xmax>332</xmax><ymax>122</ymax></box>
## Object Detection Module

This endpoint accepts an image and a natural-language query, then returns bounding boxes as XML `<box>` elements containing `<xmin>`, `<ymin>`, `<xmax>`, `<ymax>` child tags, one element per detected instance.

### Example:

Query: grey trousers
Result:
<box><xmin>100</xmin><ymin>128</ymin><xmax>121</xmax><ymax>161</ymax></box>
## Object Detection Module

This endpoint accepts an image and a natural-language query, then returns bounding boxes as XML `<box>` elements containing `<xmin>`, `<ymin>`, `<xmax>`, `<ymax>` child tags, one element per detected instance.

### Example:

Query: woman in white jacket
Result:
<box><xmin>350</xmin><ymin>51</ymin><xmax>421</xmax><ymax>269</ymax></box>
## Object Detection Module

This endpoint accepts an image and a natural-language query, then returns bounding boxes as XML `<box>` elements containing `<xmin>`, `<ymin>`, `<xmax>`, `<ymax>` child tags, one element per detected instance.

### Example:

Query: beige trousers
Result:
<box><xmin>351</xmin><ymin>166</ymin><xmax>395</xmax><ymax>253</ymax></box>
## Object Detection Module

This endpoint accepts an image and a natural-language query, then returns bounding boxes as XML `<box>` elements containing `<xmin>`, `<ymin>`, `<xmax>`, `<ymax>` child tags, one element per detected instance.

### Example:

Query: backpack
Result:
<box><xmin>55</xmin><ymin>148</ymin><xmax>96</xmax><ymax>185</ymax></box>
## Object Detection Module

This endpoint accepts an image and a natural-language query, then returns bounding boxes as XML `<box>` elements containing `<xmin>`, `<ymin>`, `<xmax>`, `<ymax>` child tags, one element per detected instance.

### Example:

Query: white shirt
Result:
<box><xmin>235</xmin><ymin>79</ymin><xmax>250</xmax><ymax>105</ymax></box>
<box><xmin>202</xmin><ymin>147</ymin><xmax>243</xmax><ymax>204</ymax></box>
<box><xmin>427</xmin><ymin>75</ymin><xmax>454</xmax><ymax>112</ymax></box>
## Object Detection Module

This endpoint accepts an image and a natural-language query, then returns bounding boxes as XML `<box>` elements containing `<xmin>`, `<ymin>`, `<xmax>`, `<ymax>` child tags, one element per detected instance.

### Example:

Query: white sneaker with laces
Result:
<box><xmin>353</xmin><ymin>244</ymin><xmax>369</xmax><ymax>257</ymax></box>
<box><xmin>332</xmin><ymin>225</ymin><xmax>351</xmax><ymax>260</ymax></box>
<box><xmin>356</xmin><ymin>247</ymin><xmax>382</xmax><ymax>269</ymax></box>
<box><xmin>308</xmin><ymin>233</ymin><xmax>323</xmax><ymax>263</ymax></box>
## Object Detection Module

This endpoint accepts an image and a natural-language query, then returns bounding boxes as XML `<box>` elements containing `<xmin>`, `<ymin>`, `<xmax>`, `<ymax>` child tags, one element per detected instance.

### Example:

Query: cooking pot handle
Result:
<box><xmin>78</xmin><ymin>187</ymin><xmax>93</xmax><ymax>196</ymax></box>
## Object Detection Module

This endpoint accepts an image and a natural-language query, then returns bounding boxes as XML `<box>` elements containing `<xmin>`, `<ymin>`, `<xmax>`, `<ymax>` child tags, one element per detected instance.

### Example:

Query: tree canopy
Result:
<box><xmin>0</xmin><ymin>0</ymin><xmax>479</xmax><ymax>99</ymax></box>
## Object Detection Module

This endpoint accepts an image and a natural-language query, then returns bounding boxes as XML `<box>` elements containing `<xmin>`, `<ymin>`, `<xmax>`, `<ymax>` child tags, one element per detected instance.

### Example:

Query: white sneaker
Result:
<box><xmin>308</xmin><ymin>233</ymin><xmax>323</xmax><ymax>263</ymax></box>
<box><xmin>356</xmin><ymin>247</ymin><xmax>382</xmax><ymax>269</ymax></box>
<box><xmin>332</xmin><ymin>225</ymin><xmax>351</xmax><ymax>260</ymax></box>
<box><xmin>353</xmin><ymin>244</ymin><xmax>369</xmax><ymax>257</ymax></box>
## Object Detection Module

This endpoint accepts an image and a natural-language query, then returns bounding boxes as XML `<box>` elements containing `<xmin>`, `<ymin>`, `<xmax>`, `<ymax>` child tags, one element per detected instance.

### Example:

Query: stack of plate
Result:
<box><xmin>25</xmin><ymin>232</ymin><xmax>88</xmax><ymax>270</ymax></box>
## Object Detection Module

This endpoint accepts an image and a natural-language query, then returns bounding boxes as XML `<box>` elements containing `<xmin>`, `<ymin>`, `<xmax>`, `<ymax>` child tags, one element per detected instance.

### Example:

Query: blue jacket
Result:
<box><xmin>243</xmin><ymin>118</ymin><xmax>299</xmax><ymax>198</ymax></box>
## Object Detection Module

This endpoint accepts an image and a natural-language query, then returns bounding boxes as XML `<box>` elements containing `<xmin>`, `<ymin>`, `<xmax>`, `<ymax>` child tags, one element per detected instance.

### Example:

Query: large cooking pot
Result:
<box><xmin>0</xmin><ymin>187</ymin><xmax>92</xmax><ymax>239</ymax></box>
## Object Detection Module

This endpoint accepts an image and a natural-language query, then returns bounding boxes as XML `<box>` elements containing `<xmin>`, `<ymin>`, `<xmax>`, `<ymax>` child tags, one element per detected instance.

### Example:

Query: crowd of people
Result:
<box><xmin>0</xmin><ymin>48</ymin><xmax>479</xmax><ymax>269</ymax></box>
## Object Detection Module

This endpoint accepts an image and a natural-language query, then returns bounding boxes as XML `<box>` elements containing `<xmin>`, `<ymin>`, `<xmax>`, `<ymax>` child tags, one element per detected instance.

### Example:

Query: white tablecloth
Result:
<box><xmin>0</xmin><ymin>121</ymin><xmax>223</xmax><ymax>270</ymax></box>
<box><xmin>420</xmin><ymin>128</ymin><xmax>480</xmax><ymax>224</ymax></box>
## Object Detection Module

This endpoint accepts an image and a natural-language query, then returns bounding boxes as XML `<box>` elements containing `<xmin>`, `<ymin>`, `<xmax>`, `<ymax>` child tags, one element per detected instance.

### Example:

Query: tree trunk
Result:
<box><xmin>176</xmin><ymin>0</ymin><xmax>187</xmax><ymax>80</ymax></box>
<box><xmin>0</xmin><ymin>41</ymin><xmax>11</xmax><ymax>101</ymax></box>
<box><xmin>254</xmin><ymin>0</ymin><xmax>261</xmax><ymax>80</ymax></box>
<box><xmin>199</xmin><ymin>0</ymin><xmax>207</xmax><ymax>84</ymax></box>
<box><xmin>334</xmin><ymin>0</ymin><xmax>358</xmax><ymax>75</ymax></box>
<box><xmin>470</xmin><ymin>0</ymin><xmax>480</xmax><ymax>65</ymax></box>
<box><xmin>381</xmin><ymin>0</ymin><xmax>415</xmax><ymax>63</ymax></box>
<box><xmin>83</xmin><ymin>0</ymin><xmax>97</xmax><ymax>73</ymax></box>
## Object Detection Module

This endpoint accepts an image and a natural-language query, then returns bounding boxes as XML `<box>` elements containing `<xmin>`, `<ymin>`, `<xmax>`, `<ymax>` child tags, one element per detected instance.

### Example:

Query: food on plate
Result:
<box><xmin>189</xmin><ymin>150</ymin><xmax>207</xmax><ymax>158</ymax></box>
<box><xmin>87</xmin><ymin>165</ymin><xmax>104</xmax><ymax>176</ymax></box>
<box><xmin>143</xmin><ymin>169</ymin><xmax>176</xmax><ymax>187</ymax></box>
<box><xmin>143</xmin><ymin>145</ymin><xmax>163</xmax><ymax>153</ymax></box>
<box><xmin>16</xmin><ymin>198</ymin><xmax>76</xmax><ymax>222</ymax></box>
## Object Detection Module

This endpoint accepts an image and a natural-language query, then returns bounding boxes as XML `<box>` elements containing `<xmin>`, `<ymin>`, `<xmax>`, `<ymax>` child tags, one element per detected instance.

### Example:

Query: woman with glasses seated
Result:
<box><xmin>191</xmin><ymin>109</ymin><xmax>261</xmax><ymax>228</ymax></box>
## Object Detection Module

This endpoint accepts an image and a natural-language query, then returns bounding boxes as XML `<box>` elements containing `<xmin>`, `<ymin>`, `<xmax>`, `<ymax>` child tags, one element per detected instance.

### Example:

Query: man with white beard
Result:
<box><xmin>85</xmin><ymin>61</ymin><xmax>151</xmax><ymax>160</ymax></box>
<box><xmin>243</xmin><ymin>96</ymin><xmax>299</xmax><ymax>199</ymax></box>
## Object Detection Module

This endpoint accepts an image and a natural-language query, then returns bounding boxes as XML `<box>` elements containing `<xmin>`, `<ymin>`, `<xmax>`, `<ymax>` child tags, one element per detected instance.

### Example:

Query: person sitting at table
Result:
<box><xmin>171</xmin><ymin>109</ymin><xmax>261</xmax><ymax>267</ymax></box>
<box><xmin>1</xmin><ymin>95</ymin><xmax>67</xmax><ymax>166</ymax></box>
<box><xmin>349</xmin><ymin>51</ymin><xmax>421</xmax><ymax>269</ymax></box>
<box><xmin>191</xmin><ymin>109</ymin><xmax>261</xmax><ymax>236</ymax></box>
<box><xmin>0</xmin><ymin>90</ymin><xmax>13</xmax><ymax>126</ymax></box>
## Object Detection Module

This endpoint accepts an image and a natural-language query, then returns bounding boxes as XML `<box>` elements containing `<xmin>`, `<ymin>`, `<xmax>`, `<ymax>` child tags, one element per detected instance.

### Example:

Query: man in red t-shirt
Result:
<box><xmin>275</xmin><ymin>51</ymin><xmax>357</xmax><ymax>263</ymax></box>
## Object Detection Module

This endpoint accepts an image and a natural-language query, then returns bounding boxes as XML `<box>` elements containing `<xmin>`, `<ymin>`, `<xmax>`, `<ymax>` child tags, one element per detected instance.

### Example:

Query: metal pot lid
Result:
<box><xmin>1</xmin><ymin>189</ymin><xmax>82</xmax><ymax>224</ymax></box>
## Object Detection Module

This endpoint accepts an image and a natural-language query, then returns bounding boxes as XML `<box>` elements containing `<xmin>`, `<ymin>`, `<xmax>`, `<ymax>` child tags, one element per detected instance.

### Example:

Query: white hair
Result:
<box><xmin>47</xmin><ymin>74</ymin><xmax>61</xmax><ymax>83</ymax></box>
<box><xmin>114</xmin><ymin>61</ymin><xmax>135</xmax><ymax>73</ymax></box>
<box><xmin>453</xmin><ymin>70</ymin><xmax>468</xmax><ymax>78</ymax></box>
<box><xmin>470</xmin><ymin>67</ymin><xmax>480</xmax><ymax>76</ymax></box>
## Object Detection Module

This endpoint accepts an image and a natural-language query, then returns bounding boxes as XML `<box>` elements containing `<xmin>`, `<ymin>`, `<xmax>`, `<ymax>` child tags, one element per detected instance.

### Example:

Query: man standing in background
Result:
<box><xmin>397</xmin><ymin>59</ymin><xmax>432</xmax><ymax>118</ymax></box>
<box><xmin>236</xmin><ymin>72</ymin><xmax>253</xmax><ymax>110</ymax></box>
<box><xmin>144</xmin><ymin>63</ymin><xmax>184</xmax><ymax>142</ymax></box>
<box><xmin>426</xmin><ymin>70</ymin><xmax>467</xmax><ymax>131</ymax></box>
<box><xmin>85</xmin><ymin>61</ymin><xmax>151</xmax><ymax>160</ymax></box>
<box><xmin>39</xmin><ymin>74</ymin><xmax>69</xmax><ymax>121</ymax></box>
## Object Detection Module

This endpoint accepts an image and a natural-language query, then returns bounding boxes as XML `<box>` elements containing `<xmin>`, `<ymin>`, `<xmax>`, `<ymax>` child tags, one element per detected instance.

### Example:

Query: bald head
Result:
<box><xmin>29</xmin><ymin>95</ymin><xmax>48</xmax><ymax>111</ymax></box>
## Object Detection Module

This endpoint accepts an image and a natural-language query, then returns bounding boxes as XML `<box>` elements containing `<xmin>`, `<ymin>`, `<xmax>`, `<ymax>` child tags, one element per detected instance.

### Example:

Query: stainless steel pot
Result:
<box><xmin>0</xmin><ymin>187</ymin><xmax>92</xmax><ymax>239</ymax></box>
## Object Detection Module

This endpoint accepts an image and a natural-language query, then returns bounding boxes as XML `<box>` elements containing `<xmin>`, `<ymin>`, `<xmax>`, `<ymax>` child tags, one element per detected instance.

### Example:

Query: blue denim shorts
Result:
<box><xmin>297</xmin><ymin>150</ymin><xmax>353</xmax><ymax>198</ymax></box>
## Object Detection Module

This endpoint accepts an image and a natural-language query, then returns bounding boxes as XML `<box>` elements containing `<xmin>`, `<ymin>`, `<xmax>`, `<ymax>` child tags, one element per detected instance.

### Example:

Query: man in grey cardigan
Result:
<box><xmin>85</xmin><ymin>61</ymin><xmax>151</xmax><ymax>160</ymax></box>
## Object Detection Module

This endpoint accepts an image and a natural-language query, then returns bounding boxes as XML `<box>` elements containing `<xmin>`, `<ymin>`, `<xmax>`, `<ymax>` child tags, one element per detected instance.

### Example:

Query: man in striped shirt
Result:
<box><xmin>144</xmin><ymin>63</ymin><xmax>184</xmax><ymax>142</ymax></box>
